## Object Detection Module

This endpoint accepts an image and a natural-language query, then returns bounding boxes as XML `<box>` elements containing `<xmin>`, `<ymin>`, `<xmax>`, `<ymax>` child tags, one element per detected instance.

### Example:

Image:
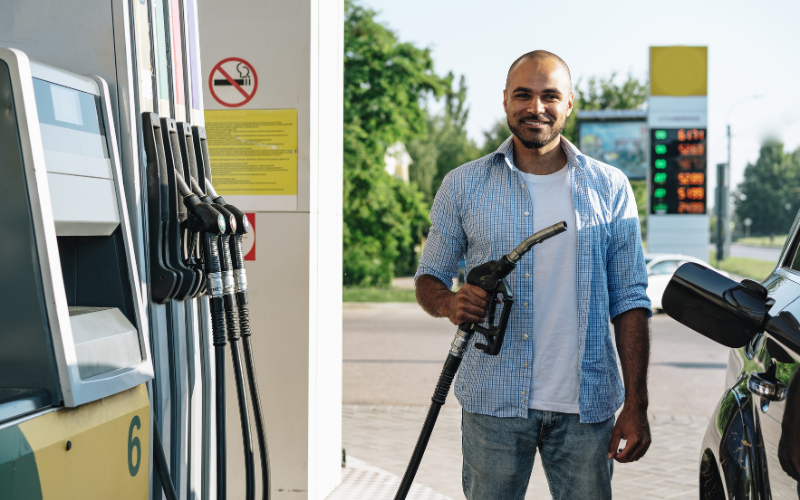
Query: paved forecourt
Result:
<box><xmin>329</xmin><ymin>302</ymin><xmax>729</xmax><ymax>499</ymax></box>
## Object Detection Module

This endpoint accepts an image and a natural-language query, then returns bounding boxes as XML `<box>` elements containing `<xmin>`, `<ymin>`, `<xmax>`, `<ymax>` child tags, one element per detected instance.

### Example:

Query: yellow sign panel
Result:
<box><xmin>204</xmin><ymin>109</ymin><xmax>298</xmax><ymax>196</ymax></box>
<box><xmin>650</xmin><ymin>46</ymin><xmax>707</xmax><ymax>96</ymax></box>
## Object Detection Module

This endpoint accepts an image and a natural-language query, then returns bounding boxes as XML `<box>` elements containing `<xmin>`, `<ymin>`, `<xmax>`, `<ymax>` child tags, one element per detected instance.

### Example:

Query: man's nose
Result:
<box><xmin>527</xmin><ymin>97</ymin><xmax>545</xmax><ymax>116</ymax></box>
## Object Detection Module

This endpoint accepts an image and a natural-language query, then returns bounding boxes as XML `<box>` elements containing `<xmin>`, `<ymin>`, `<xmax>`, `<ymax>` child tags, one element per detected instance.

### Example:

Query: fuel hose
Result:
<box><xmin>209</xmin><ymin>179</ymin><xmax>272</xmax><ymax>500</ymax></box>
<box><xmin>394</xmin><ymin>222</ymin><xmax>568</xmax><ymax>500</ymax></box>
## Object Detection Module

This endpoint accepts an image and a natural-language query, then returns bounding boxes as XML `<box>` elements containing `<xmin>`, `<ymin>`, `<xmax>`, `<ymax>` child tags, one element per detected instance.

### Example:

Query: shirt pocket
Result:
<box><xmin>463</xmin><ymin>208</ymin><xmax>497</xmax><ymax>261</ymax></box>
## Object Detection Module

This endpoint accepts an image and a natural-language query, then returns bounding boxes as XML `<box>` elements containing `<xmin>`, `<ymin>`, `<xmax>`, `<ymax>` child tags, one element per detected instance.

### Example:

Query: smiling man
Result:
<box><xmin>414</xmin><ymin>50</ymin><xmax>652</xmax><ymax>499</ymax></box>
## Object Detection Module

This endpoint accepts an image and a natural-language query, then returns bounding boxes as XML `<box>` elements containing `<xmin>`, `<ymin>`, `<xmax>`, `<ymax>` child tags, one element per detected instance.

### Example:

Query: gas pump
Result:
<box><xmin>0</xmin><ymin>48</ymin><xmax>154</xmax><ymax>497</ymax></box>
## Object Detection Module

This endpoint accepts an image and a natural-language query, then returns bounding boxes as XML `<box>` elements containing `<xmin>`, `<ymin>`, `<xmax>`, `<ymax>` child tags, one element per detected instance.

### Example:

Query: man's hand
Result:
<box><xmin>416</xmin><ymin>275</ymin><xmax>490</xmax><ymax>325</ymax></box>
<box><xmin>607</xmin><ymin>404</ymin><xmax>651</xmax><ymax>462</ymax></box>
<box><xmin>441</xmin><ymin>284</ymin><xmax>489</xmax><ymax>326</ymax></box>
<box><xmin>611</xmin><ymin>307</ymin><xmax>651</xmax><ymax>463</ymax></box>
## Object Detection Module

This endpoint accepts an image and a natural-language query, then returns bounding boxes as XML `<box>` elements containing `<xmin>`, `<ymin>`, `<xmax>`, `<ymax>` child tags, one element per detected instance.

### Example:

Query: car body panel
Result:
<box><xmin>697</xmin><ymin>251</ymin><xmax>800</xmax><ymax>498</ymax></box>
<box><xmin>644</xmin><ymin>253</ymin><xmax>728</xmax><ymax>310</ymax></box>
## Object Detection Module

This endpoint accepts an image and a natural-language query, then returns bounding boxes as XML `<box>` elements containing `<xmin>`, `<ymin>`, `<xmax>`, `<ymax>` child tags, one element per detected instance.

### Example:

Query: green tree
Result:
<box><xmin>343</xmin><ymin>1</ymin><xmax>447</xmax><ymax>285</ymax></box>
<box><xmin>480</xmin><ymin>120</ymin><xmax>511</xmax><ymax>156</ymax></box>
<box><xmin>407</xmin><ymin>75</ymin><xmax>480</xmax><ymax>205</ymax></box>
<box><xmin>735</xmin><ymin>141</ymin><xmax>800</xmax><ymax>236</ymax></box>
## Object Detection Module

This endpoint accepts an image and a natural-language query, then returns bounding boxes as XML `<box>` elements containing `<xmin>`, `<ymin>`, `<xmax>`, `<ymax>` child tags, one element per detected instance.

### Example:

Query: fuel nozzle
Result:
<box><xmin>178</xmin><ymin>175</ymin><xmax>225</xmax><ymax>235</ymax></box>
<box><xmin>507</xmin><ymin>221</ymin><xmax>568</xmax><ymax>263</ymax></box>
<box><xmin>460</xmin><ymin>221</ymin><xmax>568</xmax><ymax>355</ymax></box>
<box><xmin>206</xmin><ymin>179</ymin><xmax>250</xmax><ymax>236</ymax></box>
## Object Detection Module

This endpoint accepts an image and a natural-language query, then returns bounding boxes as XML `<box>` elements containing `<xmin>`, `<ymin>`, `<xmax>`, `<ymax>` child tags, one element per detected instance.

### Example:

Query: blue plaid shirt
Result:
<box><xmin>415</xmin><ymin>136</ymin><xmax>651</xmax><ymax>423</ymax></box>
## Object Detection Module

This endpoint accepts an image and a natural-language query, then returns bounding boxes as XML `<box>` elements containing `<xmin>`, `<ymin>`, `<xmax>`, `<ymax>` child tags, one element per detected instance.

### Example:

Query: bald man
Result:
<box><xmin>415</xmin><ymin>50</ymin><xmax>652</xmax><ymax>499</ymax></box>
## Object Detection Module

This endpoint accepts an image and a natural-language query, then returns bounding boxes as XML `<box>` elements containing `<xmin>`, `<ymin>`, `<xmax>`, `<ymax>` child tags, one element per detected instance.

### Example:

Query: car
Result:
<box><xmin>662</xmin><ymin>223</ymin><xmax>800</xmax><ymax>499</ymax></box>
<box><xmin>644</xmin><ymin>253</ymin><xmax>729</xmax><ymax>311</ymax></box>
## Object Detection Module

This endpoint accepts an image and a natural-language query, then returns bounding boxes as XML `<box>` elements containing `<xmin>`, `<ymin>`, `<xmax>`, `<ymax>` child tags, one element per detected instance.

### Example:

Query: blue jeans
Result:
<box><xmin>462</xmin><ymin>409</ymin><xmax>615</xmax><ymax>500</ymax></box>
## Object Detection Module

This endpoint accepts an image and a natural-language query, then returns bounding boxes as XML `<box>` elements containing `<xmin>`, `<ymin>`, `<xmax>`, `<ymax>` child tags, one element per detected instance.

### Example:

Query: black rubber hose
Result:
<box><xmin>215</xmin><ymin>346</ymin><xmax>227</xmax><ymax>500</ymax></box>
<box><xmin>231</xmin><ymin>341</ymin><xmax>256</xmax><ymax>500</ymax></box>
<box><xmin>153</xmin><ymin>419</ymin><xmax>179</xmax><ymax>500</ymax></box>
<box><xmin>243</xmin><ymin>334</ymin><xmax>272</xmax><ymax>500</ymax></box>
<box><xmin>211</xmin><ymin>296</ymin><xmax>227</xmax><ymax>500</ymax></box>
<box><xmin>394</xmin><ymin>354</ymin><xmax>462</xmax><ymax>500</ymax></box>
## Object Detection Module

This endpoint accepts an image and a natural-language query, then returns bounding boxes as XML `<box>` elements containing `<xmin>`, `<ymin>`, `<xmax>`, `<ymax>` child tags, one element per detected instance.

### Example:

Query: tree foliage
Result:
<box><xmin>343</xmin><ymin>1</ymin><xmax>447</xmax><ymax>285</ymax></box>
<box><xmin>735</xmin><ymin>141</ymin><xmax>800</xmax><ymax>236</ymax></box>
<box><xmin>407</xmin><ymin>75</ymin><xmax>479</xmax><ymax>205</ymax></box>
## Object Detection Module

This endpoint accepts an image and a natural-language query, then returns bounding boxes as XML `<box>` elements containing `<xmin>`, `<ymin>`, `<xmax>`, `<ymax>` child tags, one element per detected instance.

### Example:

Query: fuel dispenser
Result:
<box><xmin>0</xmin><ymin>48</ymin><xmax>153</xmax><ymax>496</ymax></box>
<box><xmin>0</xmin><ymin>46</ymin><xmax>271</xmax><ymax>499</ymax></box>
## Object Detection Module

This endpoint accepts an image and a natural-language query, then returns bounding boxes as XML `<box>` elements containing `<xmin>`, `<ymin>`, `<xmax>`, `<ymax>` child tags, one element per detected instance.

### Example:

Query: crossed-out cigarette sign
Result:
<box><xmin>209</xmin><ymin>57</ymin><xmax>258</xmax><ymax>107</ymax></box>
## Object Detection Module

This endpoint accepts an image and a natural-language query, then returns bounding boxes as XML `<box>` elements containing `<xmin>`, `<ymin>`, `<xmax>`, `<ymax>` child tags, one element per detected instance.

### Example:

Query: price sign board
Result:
<box><xmin>650</xmin><ymin>128</ymin><xmax>707</xmax><ymax>215</ymax></box>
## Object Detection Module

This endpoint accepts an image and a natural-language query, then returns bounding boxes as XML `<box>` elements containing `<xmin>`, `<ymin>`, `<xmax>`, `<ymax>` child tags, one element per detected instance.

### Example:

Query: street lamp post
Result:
<box><xmin>724</xmin><ymin>95</ymin><xmax>764</xmax><ymax>259</ymax></box>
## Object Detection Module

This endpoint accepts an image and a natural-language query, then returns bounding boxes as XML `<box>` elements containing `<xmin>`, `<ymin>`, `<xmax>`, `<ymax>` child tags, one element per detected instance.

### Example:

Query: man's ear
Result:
<box><xmin>566</xmin><ymin>92</ymin><xmax>574</xmax><ymax>117</ymax></box>
<box><xmin>503</xmin><ymin>89</ymin><xmax>508</xmax><ymax>114</ymax></box>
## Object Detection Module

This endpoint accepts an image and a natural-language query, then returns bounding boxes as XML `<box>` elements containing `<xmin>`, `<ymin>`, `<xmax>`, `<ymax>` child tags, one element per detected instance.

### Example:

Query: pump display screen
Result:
<box><xmin>650</xmin><ymin>128</ymin><xmax>707</xmax><ymax>215</ymax></box>
<box><xmin>33</xmin><ymin>79</ymin><xmax>109</xmax><ymax>160</ymax></box>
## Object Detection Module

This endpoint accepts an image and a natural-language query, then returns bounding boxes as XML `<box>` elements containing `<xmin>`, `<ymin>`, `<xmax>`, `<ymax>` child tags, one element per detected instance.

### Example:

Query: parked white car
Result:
<box><xmin>645</xmin><ymin>254</ymin><xmax>729</xmax><ymax>311</ymax></box>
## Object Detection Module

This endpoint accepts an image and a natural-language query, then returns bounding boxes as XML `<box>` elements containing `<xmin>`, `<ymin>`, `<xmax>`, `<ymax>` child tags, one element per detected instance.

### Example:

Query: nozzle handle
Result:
<box><xmin>507</xmin><ymin>221</ymin><xmax>568</xmax><ymax>262</ymax></box>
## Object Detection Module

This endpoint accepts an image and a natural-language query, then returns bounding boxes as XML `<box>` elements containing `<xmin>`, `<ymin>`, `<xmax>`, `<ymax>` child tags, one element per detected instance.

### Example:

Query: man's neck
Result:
<box><xmin>512</xmin><ymin>135</ymin><xmax>568</xmax><ymax>175</ymax></box>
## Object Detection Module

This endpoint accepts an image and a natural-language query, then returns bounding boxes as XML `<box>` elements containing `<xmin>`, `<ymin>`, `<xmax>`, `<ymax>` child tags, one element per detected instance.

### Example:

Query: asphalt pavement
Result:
<box><xmin>342</xmin><ymin>303</ymin><xmax>729</xmax><ymax>416</ymax></box>
<box><xmin>337</xmin><ymin>302</ymin><xmax>731</xmax><ymax>499</ymax></box>
<box><xmin>727</xmin><ymin>243</ymin><xmax>782</xmax><ymax>262</ymax></box>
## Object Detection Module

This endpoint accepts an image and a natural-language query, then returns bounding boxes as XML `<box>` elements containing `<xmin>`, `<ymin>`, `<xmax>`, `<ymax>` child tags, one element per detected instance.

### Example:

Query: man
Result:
<box><xmin>414</xmin><ymin>50</ymin><xmax>652</xmax><ymax>499</ymax></box>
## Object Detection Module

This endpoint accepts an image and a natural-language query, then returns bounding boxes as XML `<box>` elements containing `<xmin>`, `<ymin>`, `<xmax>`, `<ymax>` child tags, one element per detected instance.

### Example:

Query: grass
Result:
<box><xmin>735</xmin><ymin>234</ymin><xmax>787</xmax><ymax>248</ymax></box>
<box><xmin>709</xmin><ymin>252</ymin><xmax>776</xmax><ymax>281</ymax></box>
<box><xmin>343</xmin><ymin>286</ymin><xmax>417</xmax><ymax>303</ymax></box>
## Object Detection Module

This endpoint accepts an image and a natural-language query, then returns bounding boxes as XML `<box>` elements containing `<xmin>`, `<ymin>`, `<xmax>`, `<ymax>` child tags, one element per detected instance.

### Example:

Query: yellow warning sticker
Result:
<box><xmin>204</xmin><ymin>109</ymin><xmax>298</xmax><ymax>196</ymax></box>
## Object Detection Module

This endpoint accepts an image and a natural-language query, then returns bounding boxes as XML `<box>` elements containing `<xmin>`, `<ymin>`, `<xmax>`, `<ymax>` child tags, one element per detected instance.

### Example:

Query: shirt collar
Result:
<box><xmin>493</xmin><ymin>135</ymin><xmax>585</xmax><ymax>170</ymax></box>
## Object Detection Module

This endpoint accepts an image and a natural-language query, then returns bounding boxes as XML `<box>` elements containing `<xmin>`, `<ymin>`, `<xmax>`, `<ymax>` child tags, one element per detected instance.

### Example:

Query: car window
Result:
<box><xmin>649</xmin><ymin>260</ymin><xmax>679</xmax><ymax>276</ymax></box>
<box><xmin>787</xmin><ymin>244</ymin><xmax>800</xmax><ymax>273</ymax></box>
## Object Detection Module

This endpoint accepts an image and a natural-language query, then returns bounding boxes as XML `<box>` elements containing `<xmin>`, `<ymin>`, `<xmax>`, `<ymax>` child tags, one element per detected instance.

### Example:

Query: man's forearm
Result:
<box><xmin>415</xmin><ymin>274</ymin><xmax>454</xmax><ymax>318</ymax></box>
<box><xmin>613</xmin><ymin>308</ymin><xmax>650</xmax><ymax>409</ymax></box>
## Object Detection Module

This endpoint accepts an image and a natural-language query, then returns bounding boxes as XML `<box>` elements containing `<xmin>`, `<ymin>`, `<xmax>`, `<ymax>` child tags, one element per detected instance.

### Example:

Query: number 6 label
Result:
<box><xmin>128</xmin><ymin>415</ymin><xmax>141</xmax><ymax>477</ymax></box>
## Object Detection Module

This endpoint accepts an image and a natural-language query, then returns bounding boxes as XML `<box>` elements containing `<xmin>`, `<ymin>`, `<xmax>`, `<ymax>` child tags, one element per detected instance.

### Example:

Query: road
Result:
<box><xmin>728</xmin><ymin>243</ymin><xmax>782</xmax><ymax>262</ymax></box>
<box><xmin>338</xmin><ymin>303</ymin><xmax>730</xmax><ymax>500</ymax></box>
<box><xmin>343</xmin><ymin>303</ymin><xmax>729</xmax><ymax>416</ymax></box>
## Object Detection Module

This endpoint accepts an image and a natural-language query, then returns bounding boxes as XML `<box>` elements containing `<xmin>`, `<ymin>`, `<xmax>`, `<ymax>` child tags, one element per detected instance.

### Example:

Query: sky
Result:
<box><xmin>362</xmin><ymin>0</ymin><xmax>800</xmax><ymax>197</ymax></box>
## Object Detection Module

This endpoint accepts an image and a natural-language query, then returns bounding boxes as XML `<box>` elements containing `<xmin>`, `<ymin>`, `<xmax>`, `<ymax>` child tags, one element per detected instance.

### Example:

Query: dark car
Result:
<box><xmin>663</xmin><ymin>221</ymin><xmax>800</xmax><ymax>499</ymax></box>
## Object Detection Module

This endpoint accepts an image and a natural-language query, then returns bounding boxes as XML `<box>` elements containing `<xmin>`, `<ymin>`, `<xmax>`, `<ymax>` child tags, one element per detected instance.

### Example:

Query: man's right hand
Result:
<box><xmin>440</xmin><ymin>284</ymin><xmax>490</xmax><ymax>326</ymax></box>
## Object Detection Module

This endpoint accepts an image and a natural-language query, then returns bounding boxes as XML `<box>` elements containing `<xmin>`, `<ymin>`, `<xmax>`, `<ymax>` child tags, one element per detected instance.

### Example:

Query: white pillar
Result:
<box><xmin>196</xmin><ymin>1</ymin><xmax>344</xmax><ymax>498</ymax></box>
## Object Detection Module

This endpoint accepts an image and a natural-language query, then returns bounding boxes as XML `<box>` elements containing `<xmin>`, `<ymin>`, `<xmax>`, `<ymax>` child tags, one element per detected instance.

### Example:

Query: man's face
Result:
<box><xmin>503</xmin><ymin>57</ymin><xmax>574</xmax><ymax>150</ymax></box>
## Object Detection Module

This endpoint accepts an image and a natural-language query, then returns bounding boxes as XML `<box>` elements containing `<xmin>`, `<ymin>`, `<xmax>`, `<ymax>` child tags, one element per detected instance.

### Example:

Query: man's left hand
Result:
<box><xmin>607</xmin><ymin>404</ymin><xmax>651</xmax><ymax>463</ymax></box>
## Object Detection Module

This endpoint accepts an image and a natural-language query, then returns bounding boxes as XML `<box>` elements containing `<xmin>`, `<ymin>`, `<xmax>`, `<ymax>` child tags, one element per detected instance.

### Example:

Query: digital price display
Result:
<box><xmin>650</xmin><ymin>128</ymin><xmax>707</xmax><ymax>215</ymax></box>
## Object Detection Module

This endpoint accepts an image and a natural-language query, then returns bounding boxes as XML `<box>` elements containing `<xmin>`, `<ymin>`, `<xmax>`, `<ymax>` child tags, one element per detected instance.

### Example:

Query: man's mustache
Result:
<box><xmin>519</xmin><ymin>114</ymin><xmax>552</xmax><ymax>124</ymax></box>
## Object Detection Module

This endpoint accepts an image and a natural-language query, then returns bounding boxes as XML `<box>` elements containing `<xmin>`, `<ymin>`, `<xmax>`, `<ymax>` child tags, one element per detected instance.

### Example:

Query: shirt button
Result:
<box><xmin>523</xmin><ymin>334</ymin><xmax>529</xmax><ymax>340</ymax></box>
<box><xmin>523</xmin><ymin>363</ymin><xmax>529</xmax><ymax>368</ymax></box>
<box><xmin>521</xmin><ymin>183</ymin><xmax>527</xmax><ymax>188</ymax></box>
<box><xmin>524</xmin><ymin>211</ymin><xmax>530</xmax><ymax>216</ymax></box>
<box><xmin>521</xmin><ymin>390</ymin><xmax>526</xmax><ymax>395</ymax></box>
<box><xmin>523</xmin><ymin>302</ymin><xmax>529</xmax><ymax>307</ymax></box>
<box><xmin>524</xmin><ymin>273</ymin><xmax>530</xmax><ymax>278</ymax></box>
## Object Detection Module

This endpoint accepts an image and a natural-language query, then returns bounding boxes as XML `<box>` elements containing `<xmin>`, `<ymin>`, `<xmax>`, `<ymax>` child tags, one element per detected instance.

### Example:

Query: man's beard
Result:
<box><xmin>507</xmin><ymin>114</ymin><xmax>565</xmax><ymax>150</ymax></box>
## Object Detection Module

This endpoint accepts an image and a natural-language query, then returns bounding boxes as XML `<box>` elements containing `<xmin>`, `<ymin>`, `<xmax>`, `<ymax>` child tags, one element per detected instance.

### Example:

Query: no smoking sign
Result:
<box><xmin>209</xmin><ymin>57</ymin><xmax>258</xmax><ymax>107</ymax></box>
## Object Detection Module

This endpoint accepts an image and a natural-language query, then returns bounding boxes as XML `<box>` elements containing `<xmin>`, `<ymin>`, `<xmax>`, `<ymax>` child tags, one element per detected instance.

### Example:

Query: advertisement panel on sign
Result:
<box><xmin>578</xmin><ymin>117</ymin><xmax>648</xmax><ymax>180</ymax></box>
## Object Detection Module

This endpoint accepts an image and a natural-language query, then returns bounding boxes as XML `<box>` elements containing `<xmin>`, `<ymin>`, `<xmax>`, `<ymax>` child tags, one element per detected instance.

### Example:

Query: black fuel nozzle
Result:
<box><xmin>460</xmin><ymin>221</ymin><xmax>568</xmax><ymax>355</ymax></box>
<box><xmin>182</xmin><ymin>191</ymin><xmax>226</xmax><ymax>236</ymax></box>
<box><xmin>206</xmin><ymin>179</ymin><xmax>250</xmax><ymax>236</ymax></box>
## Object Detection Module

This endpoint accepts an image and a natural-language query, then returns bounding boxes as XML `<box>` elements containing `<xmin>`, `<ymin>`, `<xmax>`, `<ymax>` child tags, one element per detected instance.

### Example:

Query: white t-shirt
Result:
<box><xmin>517</xmin><ymin>164</ymin><xmax>581</xmax><ymax>414</ymax></box>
